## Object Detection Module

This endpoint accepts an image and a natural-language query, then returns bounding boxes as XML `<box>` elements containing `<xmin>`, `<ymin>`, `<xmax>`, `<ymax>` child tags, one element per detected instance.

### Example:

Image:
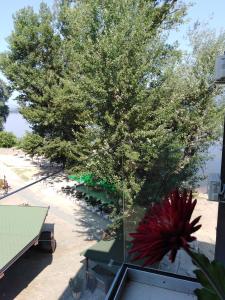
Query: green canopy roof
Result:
<box><xmin>81</xmin><ymin>236</ymin><xmax>124</xmax><ymax>265</ymax></box>
<box><xmin>0</xmin><ymin>205</ymin><xmax>48</xmax><ymax>274</ymax></box>
<box><xmin>68</xmin><ymin>173</ymin><xmax>115</xmax><ymax>192</ymax></box>
<box><xmin>76</xmin><ymin>185</ymin><xmax>114</xmax><ymax>204</ymax></box>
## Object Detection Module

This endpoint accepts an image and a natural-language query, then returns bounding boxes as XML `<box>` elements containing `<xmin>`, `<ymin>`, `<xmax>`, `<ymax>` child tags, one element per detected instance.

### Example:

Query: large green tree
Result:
<box><xmin>55</xmin><ymin>0</ymin><xmax>189</xmax><ymax>203</ymax></box>
<box><xmin>1</xmin><ymin>0</ymin><xmax>224</xmax><ymax>207</ymax></box>
<box><xmin>58</xmin><ymin>1</ymin><xmax>225</xmax><ymax>204</ymax></box>
<box><xmin>0</xmin><ymin>3</ymin><xmax>88</xmax><ymax>165</ymax></box>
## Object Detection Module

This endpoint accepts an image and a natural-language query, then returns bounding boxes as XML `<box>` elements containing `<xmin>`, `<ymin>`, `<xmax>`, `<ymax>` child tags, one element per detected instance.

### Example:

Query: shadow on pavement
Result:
<box><xmin>0</xmin><ymin>247</ymin><xmax>53</xmax><ymax>300</ymax></box>
<box><xmin>59</xmin><ymin>262</ymin><xmax>105</xmax><ymax>300</ymax></box>
<box><xmin>73</xmin><ymin>206</ymin><xmax>108</xmax><ymax>241</ymax></box>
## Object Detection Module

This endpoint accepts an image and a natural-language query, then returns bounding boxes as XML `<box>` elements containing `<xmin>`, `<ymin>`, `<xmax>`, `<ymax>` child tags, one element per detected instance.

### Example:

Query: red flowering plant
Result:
<box><xmin>129</xmin><ymin>189</ymin><xmax>225</xmax><ymax>300</ymax></box>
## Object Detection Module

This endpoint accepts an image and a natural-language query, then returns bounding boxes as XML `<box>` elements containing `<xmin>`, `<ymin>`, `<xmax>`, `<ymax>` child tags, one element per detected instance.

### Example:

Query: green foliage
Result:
<box><xmin>0</xmin><ymin>131</ymin><xmax>17</xmax><ymax>148</ymax></box>
<box><xmin>60</xmin><ymin>1</ymin><xmax>224</xmax><ymax>205</ymax></box>
<box><xmin>1</xmin><ymin>1</ymin><xmax>225</xmax><ymax>209</ymax></box>
<box><xmin>0</xmin><ymin>3</ymin><xmax>89</xmax><ymax>165</ymax></box>
<box><xmin>41</xmin><ymin>138</ymin><xmax>77</xmax><ymax>166</ymax></box>
<box><xmin>191</xmin><ymin>252</ymin><xmax>225</xmax><ymax>300</ymax></box>
<box><xmin>0</xmin><ymin>79</ymin><xmax>10</xmax><ymax>130</ymax></box>
<box><xmin>18</xmin><ymin>132</ymin><xmax>44</xmax><ymax>156</ymax></box>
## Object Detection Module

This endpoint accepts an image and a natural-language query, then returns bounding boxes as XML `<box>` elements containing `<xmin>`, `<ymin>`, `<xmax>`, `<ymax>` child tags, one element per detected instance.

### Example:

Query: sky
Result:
<box><xmin>0</xmin><ymin>0</ymin><xmax>54</xmax><ymax>107</ymax></box>
<box><xmin>0</xmin><ymin>0</ymin><xmax>225</xmax><ymax>107</ymax></box>
<box><xmin>0</xmin><ymin>0</ymin><xmax>54</xmax><ymax>53</ymax></box>
<box><xmin>169</xmin><ymin>0</ymin><xmax>225</xmax><ymax>49</ymax></box>
<box><xmin>0</xmin><ymin>0</ymin><xmax>225</xmax><ymax>53</ymax></box>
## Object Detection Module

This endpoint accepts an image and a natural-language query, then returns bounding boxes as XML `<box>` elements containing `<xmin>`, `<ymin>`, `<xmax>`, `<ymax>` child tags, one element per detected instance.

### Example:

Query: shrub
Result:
<box><xmin>18</xmin><ymin>132</ymin><xmax>44</xmax><ymax>157</ymax></box>
<box><xmin>0</xmin><ymin>131</ymin><xmax>17</xmax><ymax>148</ymax></box>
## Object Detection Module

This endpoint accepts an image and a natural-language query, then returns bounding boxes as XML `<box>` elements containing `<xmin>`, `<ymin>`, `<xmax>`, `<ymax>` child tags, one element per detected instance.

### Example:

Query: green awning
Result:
<box><xmin>81</xmin><ymin>236</ymin><xmax>124</xmax><ymax>265</ymax></box>
<box><xmin>68</xmin><ymin>173</ymin><xmax>115</xmax><ymax>192</ymax></box>
<box><xmin>0</xmin><ymin>205</ymin><xmax>48</xmax><ymax>274</ymax></box>
<box><xmin>76</xmin><ymin>185</ymin><xmax>114</xmax><ymax>204</ymax></box>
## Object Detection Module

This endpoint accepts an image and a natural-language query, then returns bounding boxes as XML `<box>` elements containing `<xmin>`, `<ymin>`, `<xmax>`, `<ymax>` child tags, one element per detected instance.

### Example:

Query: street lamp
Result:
<box><xmin>215</xmin><ymin>51</ymin><xmax>225</xmax><ymax>264</ymax></box>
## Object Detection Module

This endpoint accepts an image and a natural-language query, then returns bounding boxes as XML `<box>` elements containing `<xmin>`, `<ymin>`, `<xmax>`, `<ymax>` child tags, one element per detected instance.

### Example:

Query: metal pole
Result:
<box><xmin>215</xmin><ymin>116</ymin><xmax>225</xmax><ymax>264</ymax></box>
<box><xmin>0</xmin><ymin>169</ymin><xmax>63</xmax><ymax>200</ymax></box>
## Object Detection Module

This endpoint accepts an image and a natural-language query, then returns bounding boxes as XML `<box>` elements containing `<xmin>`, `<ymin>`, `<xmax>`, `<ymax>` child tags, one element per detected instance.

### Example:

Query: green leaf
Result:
<box><xmin>195</xmin><ymin>288</ymin><xmax>220</xmax><ymax>300</ymax></box>
<box><xmin>191</xmin><ymin>252</ymin><xmax>225</xmax><ymax>300</ymax></box>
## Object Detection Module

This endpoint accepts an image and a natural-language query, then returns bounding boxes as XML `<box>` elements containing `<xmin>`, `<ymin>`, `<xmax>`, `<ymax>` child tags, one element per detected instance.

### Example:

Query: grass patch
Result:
<box><xmin>11</xmin><ymin>167</ymin><xmax>37</xmax><ymax>181</ymax></box>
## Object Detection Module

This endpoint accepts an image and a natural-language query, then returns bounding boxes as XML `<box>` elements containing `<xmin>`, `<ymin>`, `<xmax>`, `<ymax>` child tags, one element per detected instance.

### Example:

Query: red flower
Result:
<box><xmin>129</xmin><ymin>189</ymin><xmax>201</xmax><ymax>266</ymax></box>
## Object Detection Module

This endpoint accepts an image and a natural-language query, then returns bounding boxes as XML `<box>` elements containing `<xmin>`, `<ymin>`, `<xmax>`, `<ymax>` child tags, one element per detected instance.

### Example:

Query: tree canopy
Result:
<box><xmin>0</xmin><ymin>131</ymin><xmax>17</xmax><ymax>147</ymax></box>
<box><xmin>1</xmin><ymin>0</ymin><xmax>225</xmax><ymax>206</ymax></box>
<box><xmin>0</xmin><ymin>79</ymin><xmax>10</xmax><ymax>130</ymax></box>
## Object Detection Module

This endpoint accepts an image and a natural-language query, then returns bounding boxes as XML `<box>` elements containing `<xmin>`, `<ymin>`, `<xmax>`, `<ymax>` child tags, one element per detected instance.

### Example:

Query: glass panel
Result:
<box><xmin>0</xmin><ymin>129</ymin><xmax>222</xmax><ymax>296</ymax></box>
<box><xmin>124</xmin><ymin>136</ymin><xmax>222</xmax><ymax>277</ymax></box>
